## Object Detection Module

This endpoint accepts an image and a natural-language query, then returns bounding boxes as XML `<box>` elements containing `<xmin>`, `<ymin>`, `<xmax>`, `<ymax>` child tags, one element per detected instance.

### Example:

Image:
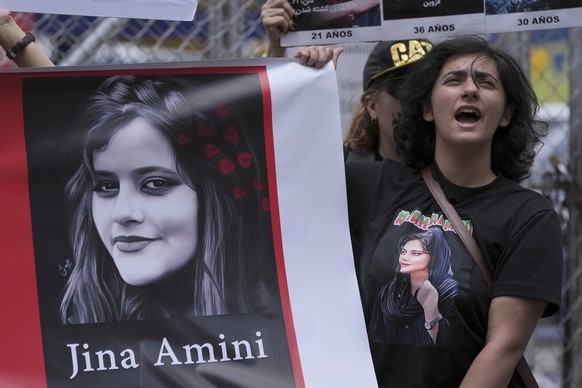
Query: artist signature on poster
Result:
<box><xmin>423</xmin><ymin>0</ymin><xmax>442</xmax><ymax>7</ymax></box>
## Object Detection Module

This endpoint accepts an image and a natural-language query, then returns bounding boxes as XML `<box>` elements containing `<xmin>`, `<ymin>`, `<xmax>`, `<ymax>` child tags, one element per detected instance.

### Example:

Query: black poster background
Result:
<box><xmin>382</xmin><ymin>0</ymin><xmax>484</xmax><ymax>20</ymax></box>
<box><xmin>21</xmin><ymin>71</ymin><xmax>295</xmax><ymax>387</ymax></box>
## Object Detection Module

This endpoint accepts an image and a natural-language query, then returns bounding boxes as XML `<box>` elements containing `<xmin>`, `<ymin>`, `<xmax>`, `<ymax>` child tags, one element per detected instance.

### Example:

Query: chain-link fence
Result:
<box><xmin>0</xmin><ymin>0</ymin><xmax>270</xmax><ymax>68</ymax></box>
<box><xmin>2</xmin><ymin>2</ymin><xmax>581</xmax><ymax>386</ymax></box>
<box><xmin>501</xmin><ymin>28</ymin><xmax>581</xmax><ymax>388</ymax></box>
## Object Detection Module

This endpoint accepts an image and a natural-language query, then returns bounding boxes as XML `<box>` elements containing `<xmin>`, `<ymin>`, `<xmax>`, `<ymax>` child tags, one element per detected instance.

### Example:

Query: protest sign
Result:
<box><xmin>0</xmin><ymin>0</ymin><xmax>198</xmax><ymax>21</ymax></box>
<box><xmin>281</xmin><ymin>0</ymin><xmax>582</xmax><ymax>46</ymax></box>
<box><xmin>0</xmin><ymin>59</ymin><xmax>376</xmax><ymax>387</ymax></box>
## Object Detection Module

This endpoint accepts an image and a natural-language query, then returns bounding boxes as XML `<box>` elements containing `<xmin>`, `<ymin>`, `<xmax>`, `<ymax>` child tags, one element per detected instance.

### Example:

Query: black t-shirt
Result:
<box><xmin>346</xmin><ymin>160</ymin><xmax>562</xmax><ymax>387</ymax></box>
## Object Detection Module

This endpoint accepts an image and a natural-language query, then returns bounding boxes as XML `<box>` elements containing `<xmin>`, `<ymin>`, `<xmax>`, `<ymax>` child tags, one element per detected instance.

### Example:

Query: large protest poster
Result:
<box><xmin>0</xmin><ymin>60</ymin><xmax>376</xmax><ymax>387</ymax></box>
<box><xmin>0</xmin><ymin>0</ymin><xmax>198</xmax><ymax>21</ymax></box>
<box><xmin>282</xmin><ymin>0</ymin><xmax>582</xmax><ymax>46</ymax></box>
<box><xmin>281</xmin><ymin>0</ymin><xmax>485</xmax><ymax>45</ymax></box>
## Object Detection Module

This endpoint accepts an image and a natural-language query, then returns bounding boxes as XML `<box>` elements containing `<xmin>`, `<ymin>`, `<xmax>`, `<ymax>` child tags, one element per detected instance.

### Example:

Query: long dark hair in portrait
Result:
<box><xmin>59</xmin><ymin>75</ymin><xmax>276</xmax><ymax>324</ymax></box>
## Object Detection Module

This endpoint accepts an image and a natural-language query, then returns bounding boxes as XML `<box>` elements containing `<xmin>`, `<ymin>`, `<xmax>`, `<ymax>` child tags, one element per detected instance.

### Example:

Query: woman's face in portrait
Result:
<box><xmin>399</xmin><ymin>239</ymin><xmax>430</xmax><ymax>274</ymax></box>
<box><xmin>91</xmin><ymin>118</ymin><xmax>199</xmax><ymax>286</ymax></box>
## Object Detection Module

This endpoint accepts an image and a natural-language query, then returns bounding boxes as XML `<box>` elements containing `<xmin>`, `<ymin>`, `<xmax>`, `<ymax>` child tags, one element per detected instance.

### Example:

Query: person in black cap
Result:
<box><xmin>344</xmin><ymin>39</ymin><xmax>432</xmax><ymax>162</ymax></box>
<box><xmin>260</xmin><ymin>2</ymin><xmax>432</xmax><ymax>163</ymax></box>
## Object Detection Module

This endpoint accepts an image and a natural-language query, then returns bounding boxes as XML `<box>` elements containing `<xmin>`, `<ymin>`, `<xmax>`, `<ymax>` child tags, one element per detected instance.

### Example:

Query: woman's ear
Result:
<box><xmin>365</xmin><ymin>94</ymin><xmax>377</xmax><ymax>121</ymax></box>
<box><xmin>499</xmin><ymin>104</ymin><xmax>514</xmax><ymax>127</ymax></box>
<box><xmin>423</xmin><ymin>104</ymin><xmax>434</xmax><ymax>122</ymax></box>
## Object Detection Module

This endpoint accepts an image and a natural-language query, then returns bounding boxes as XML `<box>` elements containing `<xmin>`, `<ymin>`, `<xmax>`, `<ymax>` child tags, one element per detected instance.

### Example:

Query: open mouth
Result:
<box><xmin>455</xmin><ymin>108</ymin><xmax>480</xmax><ymax>124</ymax></box>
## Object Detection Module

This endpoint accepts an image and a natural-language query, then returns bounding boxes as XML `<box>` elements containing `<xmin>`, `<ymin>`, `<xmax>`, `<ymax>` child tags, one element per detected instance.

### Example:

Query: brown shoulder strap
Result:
<box><xmin>421</xmin><ymin>167</ymin><xmax>493</xmax><ymax>290</ymax></box>
<box><xmin>421</xmin><ymin>166</ymin><xmax>539</xmax><ymax>388</ymax></box>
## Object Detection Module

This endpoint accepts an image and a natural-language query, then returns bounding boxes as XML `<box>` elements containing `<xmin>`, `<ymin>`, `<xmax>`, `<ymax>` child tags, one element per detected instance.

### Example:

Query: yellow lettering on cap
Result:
<box><xmin>408</xmin><ymin>40</ymin><xmax>426</xmax><ymax>61</ymax></box>
<box><xmin>420</xmin><ymin>41</ymin><xmax>434</xmax><ymax>53</ymax></box>
<box><xmin>391</xmin><ymin>40</ymin><xmax>434</xmax><ymax>68</ymax></box>
<box><xmin>390</xmin><ymin>42</ymin><xmax>409</xmax><ymax>68</ymax></box>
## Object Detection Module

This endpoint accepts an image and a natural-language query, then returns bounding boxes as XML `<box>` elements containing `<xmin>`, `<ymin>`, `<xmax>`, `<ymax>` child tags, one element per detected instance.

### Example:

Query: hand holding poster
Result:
<box><xmin>0</xmin><ymin>59</ymin><xmax>376</xmax><ymax>387</ymax></box>
<box><xmin>0</xmin><ymin>0</ymin><xmax>198</xmax><ymax>21</ymax></box>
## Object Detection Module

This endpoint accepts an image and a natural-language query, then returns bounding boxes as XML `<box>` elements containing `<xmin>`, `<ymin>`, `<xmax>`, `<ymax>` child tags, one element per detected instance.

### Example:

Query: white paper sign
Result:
<box><xmin>0</xmin><ymin>0</ymin><xmax>198</xmax><ymax>21</ymax></box>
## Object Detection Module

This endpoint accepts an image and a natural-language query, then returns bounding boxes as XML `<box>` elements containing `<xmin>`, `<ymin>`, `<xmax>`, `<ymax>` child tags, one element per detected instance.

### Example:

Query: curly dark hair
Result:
<box><xmin>344</xmin><ymin>73</ymin><xmax>407</xmax><ymax>152</ymax></box>
<box><xmin>394</xmin><ymin>35</ymin><xmax>547</xmax><ymax>182</ymax></box>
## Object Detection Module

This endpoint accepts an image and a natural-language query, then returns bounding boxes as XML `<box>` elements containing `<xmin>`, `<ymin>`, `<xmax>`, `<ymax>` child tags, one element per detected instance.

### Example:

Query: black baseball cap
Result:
<box><xmin>362</xmin><ymin>39</ymin><xmax>433</xmax><ymax>90</ymax></box>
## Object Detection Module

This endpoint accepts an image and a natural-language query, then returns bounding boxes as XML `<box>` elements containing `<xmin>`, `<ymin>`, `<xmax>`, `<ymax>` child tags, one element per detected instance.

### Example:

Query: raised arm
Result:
<box><xmin>261</xmin><ymin>0</ymin><xmax>295</xmax><ymax>58</ymax></box>
<box><xmin>0</xmin><ymin>10</ymin><xmax>54</xmax><ymax>68</ymax></box>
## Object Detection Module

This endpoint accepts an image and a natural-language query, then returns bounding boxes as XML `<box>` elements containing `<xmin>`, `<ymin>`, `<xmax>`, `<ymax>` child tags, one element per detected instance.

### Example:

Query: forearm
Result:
<box><xmin>266</xmin><ymin>44</ymin><xmax>286</xmax><ymax>58</ymax></box>
<box><xmin>0</xmin><ymin>14</ymin><xmax>54</xmax><ymax>67</ymax></box>
<box><xmin>460</xmin><ymin>341</ymin><xmax>524</xmax><ymax>387</ymax></box>
<box><xmin>460</xmin><ymin>296</ymin><xmax>547</xmax><ymax>388</ymax></box>
<box><xmin>261</xmin><ymin>0</ymin><xmax>293</xmax><ymax>58</ymax></box>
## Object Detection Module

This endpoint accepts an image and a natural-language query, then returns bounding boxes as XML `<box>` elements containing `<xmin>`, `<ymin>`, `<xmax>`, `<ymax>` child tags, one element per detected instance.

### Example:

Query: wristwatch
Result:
<box><xmin>424</xmin><ymin>314</ymin><xmax>443</xmax><ymax>330</ymax></box>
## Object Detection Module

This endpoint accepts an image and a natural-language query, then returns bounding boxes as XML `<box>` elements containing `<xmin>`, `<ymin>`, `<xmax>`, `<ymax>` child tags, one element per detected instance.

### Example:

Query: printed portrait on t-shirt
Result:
<box><xmin>369</xmin><ymin>227</ymin><xmax>458</xmax><ymax>347</ymax></box>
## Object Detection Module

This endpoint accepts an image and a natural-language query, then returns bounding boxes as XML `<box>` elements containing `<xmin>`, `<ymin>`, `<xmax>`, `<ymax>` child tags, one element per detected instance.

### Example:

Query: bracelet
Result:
<box><xmin>5</xmin><ymin>31</ymin><xmax>35</xmax><ymax>60</ymax></box>
<box><xmin>424</xmin><ymin>314</ymin><xmax>443</xmax><ymax>330</ymax></box>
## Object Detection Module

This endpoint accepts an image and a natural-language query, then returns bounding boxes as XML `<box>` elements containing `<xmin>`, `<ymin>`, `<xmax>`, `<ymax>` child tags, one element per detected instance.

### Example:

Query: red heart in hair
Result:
<box><xmin>238</xmin><ymin>151</ymin><xmax>252</xmax><ymax>168</ymax></box>
<box><xmin>261</xmin><ymin>197</ymin><xmax>270</xmax><ymax>212</ymax></box>
<box><xmin>216</xmin><ymin>103</ymin><xmax>230</xmax><ymax>120</ymax></box>
<box><xmin>253</xmin><ymin>179</ymin><xmax>266</xmax><ymax>190</ymax></box>
<box><xmin>224</xmin><ymin>126</ymin><xmax>239</xmax><ymax>141</ymax></box>
<box><xmin>198</xmin><ymin>124</ymin><xmax>213</xmax><ymax>136</ymax></box>
<box><xmin>205</xmin><ymin>143</ymin><xmax>221</xmax><ymax>158</ymax></box>
<box><xmin>177</xmin><ymin>133</ymin><xmax>192</xmax><ymax>145</ymax></box>
<box><xmin>232</xmin><ymin>187</ymin><xmax>248</xmax><ymax>199</ymax></box>
<box><xmin>219</xmin><ymin>158</ymin><xmax>235</xmax><ymax>174</ymax></box>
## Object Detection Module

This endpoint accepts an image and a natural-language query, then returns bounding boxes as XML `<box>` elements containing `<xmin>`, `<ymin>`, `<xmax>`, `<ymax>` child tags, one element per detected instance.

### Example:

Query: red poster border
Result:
<box><xmin>258</xmin><ymin>69</ymin><xmax>306</xmax><ymax>388</ymax></box>
<box><xmin>0</xmin><ymin>75</ymin><xmax>46</xmax><ymax>387</ymax></box>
